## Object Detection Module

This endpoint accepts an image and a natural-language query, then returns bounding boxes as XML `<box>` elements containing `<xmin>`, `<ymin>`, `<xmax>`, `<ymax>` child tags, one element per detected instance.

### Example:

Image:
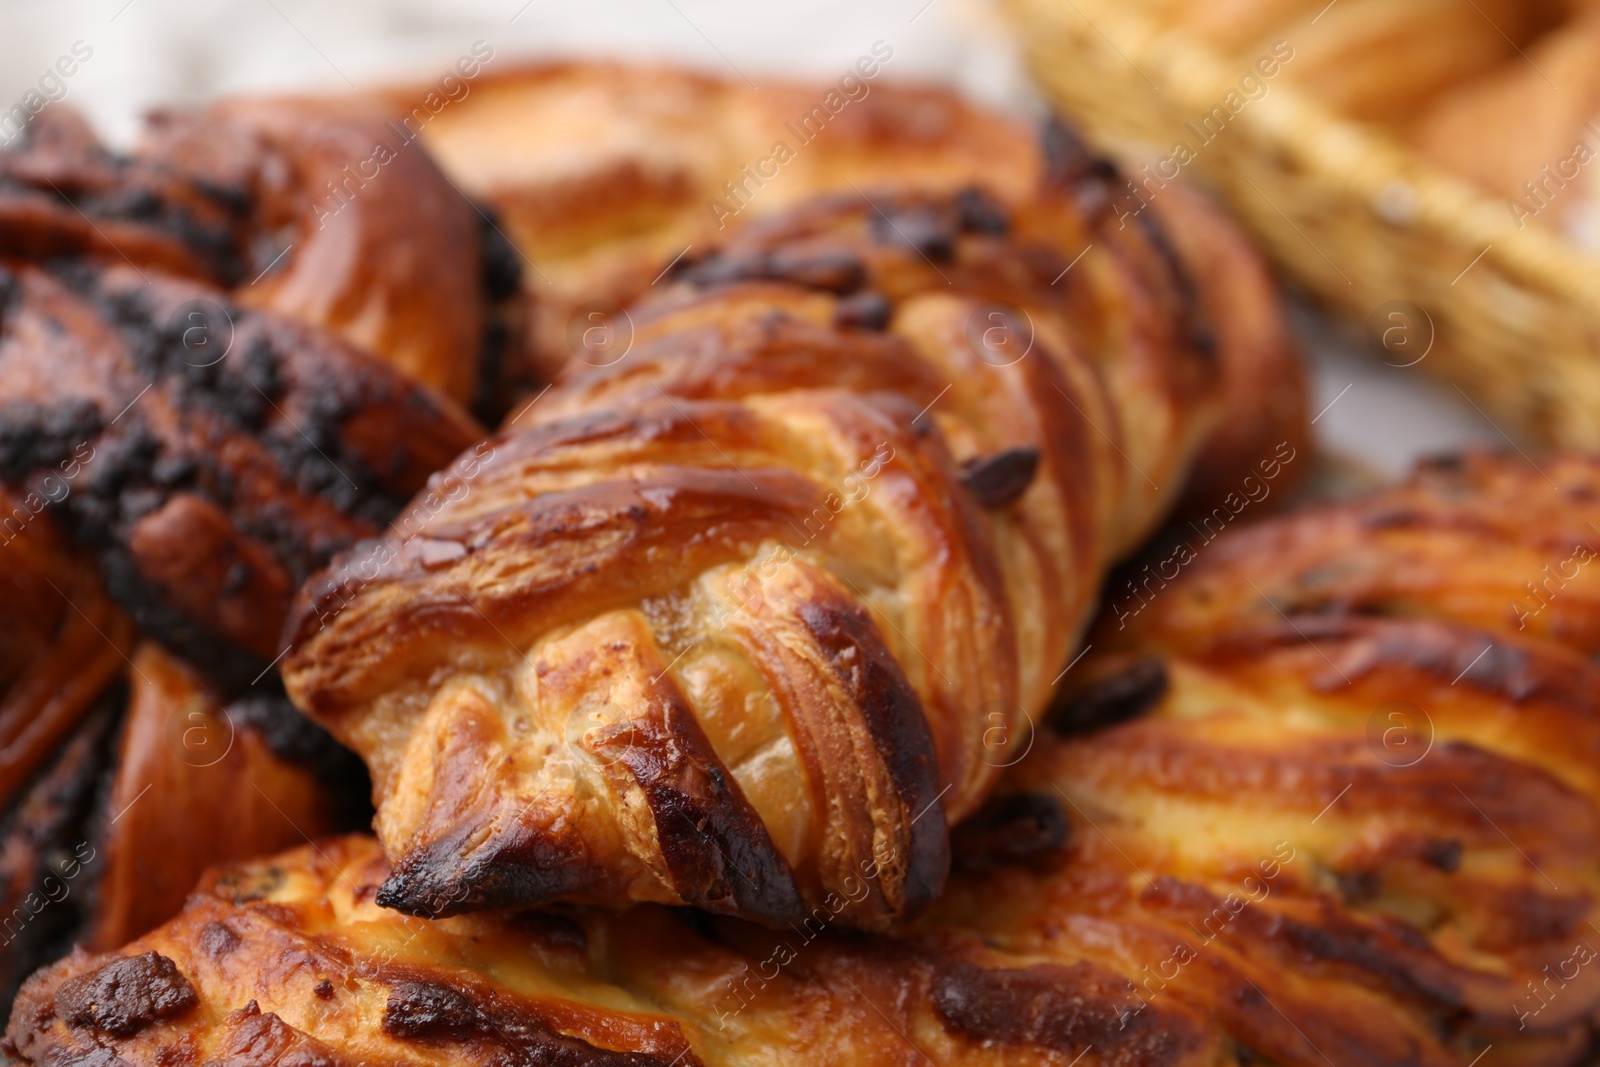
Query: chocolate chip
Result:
<box><xmin>832</xmin><ymin>290</ymin><xmax>893</xmax><ymax>332</ymax></box>
<box><xmin>198</xmin><ymin>921</ymin><xmax>241</xmax><ymax>959</ymax></box>
<box><xmin>960</xmin><ymin>447</ymin><xmax>1040</xmax><ymax>508</ymax></box>
<box><xmin>1334</xmin><ymin>869</ymin><xmax>1381</xmax><ymax>904</ymax></box>
<box><xmin>1049</xmin><ymin>658</ymin><xmax>1168</xmax><ymax>734</ymax></box>
<box><xmin>56</xmin><ymin>952</ymin><xmax>199</xmax><ymax>1037</ymax></box>
<box><xmin>954</xmin><ymin>187</ymin><xmax>1010</xmax><ymax>236</ymax></box>
<box><xmin>952</xmin><ymin>792</ymin><xmax>1069</xmax><ymax>872</ymax></box>
<box><xmin>870</xmin><ymin>205</ymin><xmax>957</xmax><ymax>261</ymax></box>
<box><xmin>1040</xmin><ymin>116</ymin><xmax>1098</xmax><ymax>187</ymax></box>
<box><xmin>313</xmin><ymin>979</ymin><xmax>335</xmax><ymax>1000</ymax></box>
<box><xmin>765</xmin><ymin>247</ymin><xmax>865</xmax><ymax>295</ymax></box>
<box><xmin>678</xmin><ymin>251</ymin><xmax>769</xmax><ymax>289</ymax></box>
<box><xmin>1420</xmin><ymin>839</ymin><xmax>1462</xmax><ymax>873</ymax></box>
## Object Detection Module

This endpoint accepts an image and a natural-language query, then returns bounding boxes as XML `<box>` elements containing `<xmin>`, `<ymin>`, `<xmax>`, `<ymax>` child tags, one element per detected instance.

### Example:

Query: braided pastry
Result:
<box><xmin>280</xmin><ymin>160</ymin><xmax>1221</xmax><ymax>928</ymax></box>
<box><xmin>19</xmin><ymin>451</ymin><xmax>1599</xmax><ymax>1066</ymax></box>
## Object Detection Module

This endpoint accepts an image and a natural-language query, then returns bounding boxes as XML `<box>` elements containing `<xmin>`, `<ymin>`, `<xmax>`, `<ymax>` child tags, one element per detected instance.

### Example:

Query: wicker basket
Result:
<box><xmin>1006</xmin><ymin>0</ymin><xmax>1600</xmax><ymax>449</ymax></box>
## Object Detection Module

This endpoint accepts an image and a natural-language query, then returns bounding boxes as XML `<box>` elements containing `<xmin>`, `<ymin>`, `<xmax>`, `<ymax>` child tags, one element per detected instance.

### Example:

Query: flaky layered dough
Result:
<box><xmin>280</xmin><ymin>174</ymin><xmax>1221</xmax><ymax>928</ymax></box>
<box><xmin>18</xmin><ymin>452</ymin><xmax>1600</xmax><ymax>1066</ymax></box>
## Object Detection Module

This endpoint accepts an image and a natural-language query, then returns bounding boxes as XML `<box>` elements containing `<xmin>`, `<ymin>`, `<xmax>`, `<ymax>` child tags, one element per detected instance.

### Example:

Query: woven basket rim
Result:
<box><xmin>1010</xmin><ymin>0</ymin><xmax>1600</xmax><ymax>306</ymax></box>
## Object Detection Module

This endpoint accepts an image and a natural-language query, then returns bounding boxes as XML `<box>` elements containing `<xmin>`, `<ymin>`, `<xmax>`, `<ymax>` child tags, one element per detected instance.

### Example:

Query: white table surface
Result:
<box><xmin>0</xmin><ymin>0</ymin><xmax>1507</xmax><ymax>477</ymax></box>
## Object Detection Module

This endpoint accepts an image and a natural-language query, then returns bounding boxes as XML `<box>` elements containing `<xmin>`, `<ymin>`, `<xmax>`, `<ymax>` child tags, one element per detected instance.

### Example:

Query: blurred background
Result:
<box><xmin>0</xmin><ymin>0</ymin><xmax>1519</xmax><ymax>475</ymax></box>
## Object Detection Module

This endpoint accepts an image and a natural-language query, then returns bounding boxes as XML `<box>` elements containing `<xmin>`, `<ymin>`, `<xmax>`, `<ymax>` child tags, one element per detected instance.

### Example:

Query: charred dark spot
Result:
<box><xmin>1266</xmin><ymin>911</ymin><xmax>1465</xmax><ymax>1008</ymax></box>
<box><xmin>382</xmin><ymin>979</ymin><xmax>480</xmax><ymax>1040</ymax></box>
<box><xmin>934</xmin><ymin>959</ymin><xmax>1197</xmax><ymax>1062</ymax></box>
<box><xmin>1420</xmin><ymin>839</ymin><xmax>1462</xmax><ymax>873</ymax></box>
<box><xmin>199</xmin><ymin>920</ymin><xmax>242</xmax><ymax>959</ymax></box>
<box><xmin>150</xmin><ymin>453</ymin><xmax>198</xmax><ymax>489</ymax></box>
<box><xmin>1049</xmin><ymin>658</ymin><xmax>1168</xmax><ymax>734</ymax></box>
<box><xmin>56</xmin><ymin>951</ymin><xmax>198</xmax><ymax>1037</ymax></box>
<box><xmin>604</xmin><ymin>689</ymin><xmax>806</xmax><ymax>926</ymax></box>
<box><xmin>960</xmin><ymin>447</ymin><xmax>1039</xmax><ymax>508</ymax></box>
<box><xmin>831</xmin><ymin>290</ymin><xmax>893</xmax><ymax>332</ymax></box>
<box><xmin>378</xmin><ymin>820</ymin><xmax>590</xmax><ymax>919</ymax></box>
<box><xmin>378</xmin><ymin>975</ymin><xmax>696</xmax><ymax>1066</ymax></box>
<box><xmin>869</xmin><ymin>204</ymin><xmax>956</xmax><ymax>262</ymax></box>
<box><xmin>313</xmin><ymin>979</ymin><xmax>335</xmax><ymax>1000</ymax></box>
<box><xmin>951</xmin><ymin>792</ymin><xmax>1069</xmax><ymax>872</ymax></box>
<box><xmin>796</xmin><ymin>595</ymin><xmax>949</xmax><ymax>916</ymax></box>
<box><xmin>953</xmin><ymin>186</ymin><xmax>1010</xmax><ymax>236</ymax></box>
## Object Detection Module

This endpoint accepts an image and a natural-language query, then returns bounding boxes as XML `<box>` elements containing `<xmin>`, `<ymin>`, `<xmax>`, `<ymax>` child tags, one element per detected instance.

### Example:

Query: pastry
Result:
<box><xmin>279</xmin><ymin>137</ymin><xmax>1225</xmax><ymax>927</ymax></box>
<box><xmin>15</xmin><ymin>451</ymin><xmax>1596</xmax><ymax>1066</ymax></box>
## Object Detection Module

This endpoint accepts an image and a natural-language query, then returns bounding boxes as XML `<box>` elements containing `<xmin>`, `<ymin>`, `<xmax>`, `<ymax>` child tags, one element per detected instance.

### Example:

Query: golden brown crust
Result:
<box><xmin>19</xmin><ymin>451</ymin><xmax>1600</xmax><ymax>1067</ymax></box>
<box><xmin>281</xmin><ymin>180</ymin><xmax>1221</xmax><ymax>928</ymax></box>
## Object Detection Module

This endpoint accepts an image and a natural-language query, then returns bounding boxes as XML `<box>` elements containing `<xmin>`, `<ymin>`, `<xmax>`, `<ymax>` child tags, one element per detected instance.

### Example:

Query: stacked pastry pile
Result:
<box><xmin>2</xmin><ymin>61</ymin><xmax>1595</xmax><ymax>1067</ymax></box>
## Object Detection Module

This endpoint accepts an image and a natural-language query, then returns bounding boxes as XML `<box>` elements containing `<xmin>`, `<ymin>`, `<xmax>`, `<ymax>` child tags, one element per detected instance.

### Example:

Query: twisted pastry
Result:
<box><xmin>18</xmin><ymin>451</ymin><xmax>1599</xmax><ymax>1066</ymax></box>
<box><xmin>281</xmin><ymin>173</ymin><xmax>1221</xmax><ymax>927</ymax></box>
